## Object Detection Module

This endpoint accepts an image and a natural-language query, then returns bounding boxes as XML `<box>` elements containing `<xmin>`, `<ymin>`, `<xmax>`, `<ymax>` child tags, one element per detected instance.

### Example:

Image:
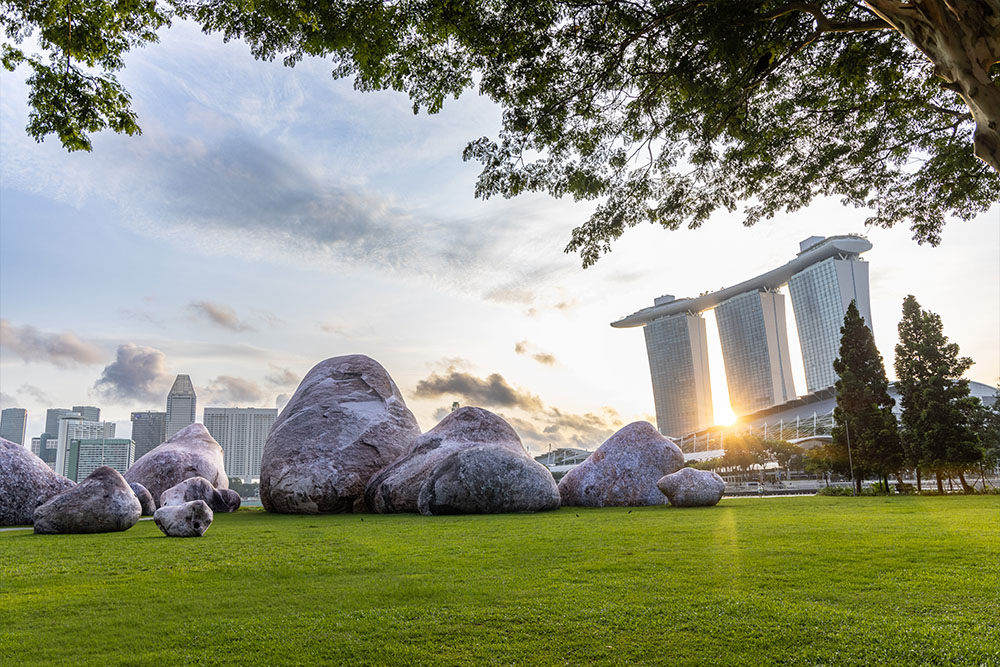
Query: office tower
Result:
<box><xmin>72</xmin><ymin>406</ymin><xmax>101</xmax><ymax>422</ymax></box>
<box><xmin>203</xmin><ymin>407</ymin><xmax>278</xmax><ymax>483</ymax></box>
<box><xmin>641</xmin><ymin>298</ymin><xmax>713</xmax><ymax>436</ymax></box>
<box><xmin>714</xmin><ymin>289</ymin><xmax>796</xmax><ymax>415</ymax></box>
<box><xmin>0</xmin><ymin>408</ymin><xmax>28</xmax><ymax>445</ymax></box>
<box><xmin>64</xmin><ymin>438</ymin><xmax>135</xmax><ymax>482</ymax></box>
<box><xmin>45</xmin><ymin>408</ymin><xmax>79</xmax><ymax>439</ymax></box>
<box><xmin>787</xmin><ymin>244</ymin><xmax>872</xmax><ymax>393</ymax></box>
<box><xmin>30</xmin><ymin>437</ymin><xmax>42</xmax><ymax>457</ymax></box>
<box><xmin>165</xmin><ymin>375</ymin><xmax>197</xmax><ymax>439</ymax></box>
<box><xmin>130</xmin><ymin>411</ymin><xmax>167</xmax><ymax>460</ymax></box>
<box><xmin>53</xmin><ymin>416</ymin><xmax>116</xmax><ymax>478</ymax></box>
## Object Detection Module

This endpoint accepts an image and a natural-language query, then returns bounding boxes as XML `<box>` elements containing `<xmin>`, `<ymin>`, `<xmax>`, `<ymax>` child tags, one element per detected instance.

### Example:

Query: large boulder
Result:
<box><xmin>160</xmin><ymin>476</ymin><xmax>240</xmax><ymax>513</ymax></box>
<box><xmin>365</xmin><ymin>407</ymin><xmax>526</xmax><ymax>513</ymax></box>
<box><xmin>129</xmin><ymin>482</ymin><xmax>156</xmax><ymax>516</ymax></box>
<box><xmin>0</xmin><ymin>437</ymin><xmax>75</xmax><ymax>526</ymax></box>
<box><xmin>124</xmin><ymin>423</ymin><xmax>227</xmax><ymax>509</ymax></box>
<box><xmin>33</xmin><ymin>466</ymin><xmax>141</xmax><ymax>534</ymax></box>
<box><xmin>153</xmin><ymin>500</ymin><xmax>213</xmax><ymax>537</ymax></box>
<box><xmin>417</xmin><ymin>444</ymin><xmax>561</xmax><ymax>515</ymax></box>
<box><xmin>657</xmin><ymin>467</ymin><xmax>726</xmax><ymax>507</ymax></box>
<box><xmin>558</xmin><ymin>421</ymin><xmax>684</xmax><ymax>507</ymax></box>
<box><xmin>259</xmin><ymin>355</ymin><xmax>421</xmax><ymax>514</ymax></box>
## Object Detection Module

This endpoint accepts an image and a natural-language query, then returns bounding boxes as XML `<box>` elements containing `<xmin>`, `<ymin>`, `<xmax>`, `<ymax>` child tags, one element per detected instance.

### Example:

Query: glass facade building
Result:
<box><xmin>0</xmin><ymin>408</ymin><xmax>27</xmax><ymax>445</ymax></box>
<box><xmin>65</xmin><ymin>438</ymin><xmax>135</xmax><ymax>482</ymax></box>
<box><xmin>165</xmin><ymin>375</ymin><xmax>197</xmax><ymax>439</ymax></box>
<box><xmin>204</xmin><ymin>407</ymin><xmax>278</xmax><ymax>483</ymax></box>
<box><xmin>130</xmin><ymin>411</ymin><xmax>167</xmax><ymax>460</ymax></box>
<box><xmin>643</xmin><ymin>312</ymin><xmax>713</xmax><ymax>436</ymax></box>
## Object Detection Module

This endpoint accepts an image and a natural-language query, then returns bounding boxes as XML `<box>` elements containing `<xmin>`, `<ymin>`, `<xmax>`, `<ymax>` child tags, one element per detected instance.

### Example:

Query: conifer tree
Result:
<box><xmin>832</xmin><ymin>301</ymin><xmax>902</xmax><ymax>494</ymax></box>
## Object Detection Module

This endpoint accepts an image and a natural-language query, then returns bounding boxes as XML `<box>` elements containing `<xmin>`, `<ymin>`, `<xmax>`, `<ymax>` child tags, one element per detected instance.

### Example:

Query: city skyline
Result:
<box><xmin>1</xmin><ymin>19</ymin><xmax>997</xmax><ymax>455</ymax></box>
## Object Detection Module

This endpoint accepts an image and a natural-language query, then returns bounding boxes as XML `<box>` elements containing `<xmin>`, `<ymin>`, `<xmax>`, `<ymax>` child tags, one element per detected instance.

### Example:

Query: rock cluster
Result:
<box><xmin>154</xmin><ymin>500</ymin><xmax>213</xmax><ymax>537</ymax></box>
<box><xmin>124</xmin><ymin>424</ymin><xmax>228</xmax><ymax>508</ymax></box>
<box><xmin>0</xmin><ymin>438</ymin><xmax>75</xmax><ymax>526</ymax></box>
<box><xmin>657</xmin><ymin>467</ymin><xmax>726</xmax><ymax>507</ymax></box>
<box><xmin>33</xmin><ymin>466</ymin><xmax>141</xmax><ymax>534</ymax></box>
<box><xmin>366</xmin><ymin>407</ymin><xmax>559</xmax><ymax>515</ymax></box>
<box><xmin>558</xmin><ymin>422</ymin><xmax>685</xmax><ymax>507</ymax></box>
<box><xmin>160</xmin><ymin>476</ymin><xmax>240</xmax><ymax>513</ymax></box>
<box><xmin>260</xmin><ymin>355</ymin><xmax>421</xmax><ymax>513</ymax></box>
<box><xmin>129</xmin><ymin>482</ymin><xmax>156</xmax><ymax>516</ymax></box>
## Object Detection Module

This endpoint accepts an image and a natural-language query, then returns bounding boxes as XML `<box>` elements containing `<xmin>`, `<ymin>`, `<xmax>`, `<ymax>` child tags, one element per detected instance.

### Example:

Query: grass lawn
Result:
<box><xmin>1</xmin><ymin>496</ymin><xmax>997</xmax><ymax>666</ymax></box>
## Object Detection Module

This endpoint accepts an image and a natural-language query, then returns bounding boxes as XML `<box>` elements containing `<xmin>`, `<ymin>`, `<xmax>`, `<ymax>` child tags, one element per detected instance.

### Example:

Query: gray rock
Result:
<box><xmin>417</xmin><ymin>444</ymin><xmax>561</xmax><ymax>515</ymax></box>
<box><xmin>124</xmin><ymin>423</ymin><xmax>228</xmax><ymax>509</ymax></box>
<box><xmin>33</xmin><ymin>466</ymin><xmax>141</xmax><ymax>534</ymax></box>
<box><xmin>365</xmin><ymin>407</ymin><xmax>526</xmax><ymax>513</ymax></box>
<box><xmin>558</xmin><ymin>421</ymin><xmax>685</xmax><ymax>507</ymax></box>
<box><xmin>129</xmin><ymin>482</ymin><xmax>156</xmax><ymax>516</ymax></box>
<box><xmin>259</xmin><ymin>355</ymin><xmax>421</xmax><ymax>514</ymax></box>
<box><xmin>0</xmin><ymin>437</ymin><xmax>75</xmax><ymax>526</ymax></box>
<box><xmin>153</xmin><ymin>500</ymin><xmax>213</xmax><ymax>537</ymax></box>
<box><xmin>657</xmin><ymin>467</ymin><xmax>726</xmax><ymax>507</ymax></box>
<box><xmin>160</xmin><ymin>476</ymin><xmax>241</xmax><ymax>513</ymax></box>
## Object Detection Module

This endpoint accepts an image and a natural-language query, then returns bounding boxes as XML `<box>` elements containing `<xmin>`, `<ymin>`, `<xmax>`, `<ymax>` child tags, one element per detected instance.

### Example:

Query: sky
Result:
<box><xmin>1</xmin><ymin>21</ymin><xmax>998</xmax><ymax>455</ymax></box>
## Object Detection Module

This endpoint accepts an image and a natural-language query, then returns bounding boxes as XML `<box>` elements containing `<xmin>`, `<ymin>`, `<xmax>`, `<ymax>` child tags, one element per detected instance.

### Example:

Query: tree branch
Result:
<box><xmin>757</xmin><ymin>2</ymin><xmax>892</xmax><ymax>32</ymax></box>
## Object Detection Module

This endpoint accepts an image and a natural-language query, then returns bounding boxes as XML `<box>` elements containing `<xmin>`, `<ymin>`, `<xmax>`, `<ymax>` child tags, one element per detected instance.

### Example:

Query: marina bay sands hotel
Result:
<box><xmin>613</xmin><ymin>235</ymin><xmax>873</xmax><ymax>437</ymax></box>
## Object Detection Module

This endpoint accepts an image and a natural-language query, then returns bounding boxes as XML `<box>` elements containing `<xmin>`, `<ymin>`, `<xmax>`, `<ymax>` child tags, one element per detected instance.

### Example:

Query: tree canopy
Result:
<box><xmin>3</xmin><ymin>0</ymin><xmax>999</xmax><ymax>263</ymax></box>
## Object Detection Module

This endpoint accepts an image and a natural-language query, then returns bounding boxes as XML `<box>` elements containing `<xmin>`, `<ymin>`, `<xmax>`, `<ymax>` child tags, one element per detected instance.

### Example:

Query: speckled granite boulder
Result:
<box><xmin>558</xmin><ymin>422</ymin><xmax>684</xmax><ymax>507</ymax></box>
<box><xmin>154</xmin><ymin>500</ymin><xmax>213</xmax><ymax>537</ymax></box>
<box><xmin>260</xmin><ymin>355</ymin><xmax>421</xmax><ymax>514</ymax></box>
<box><xmin>365</xmin><ymin>407</ymin><xmax>526</xmax><ymax>513</ymax></box>
<box><xmin>124</xmin><ymin>424</ymin><xmax>228</xmax><ymax>509</ymax></box>
<box><xmin>160</xmin><ymin>476</ymin><xmax>240</xmax><ymax>513</ymax></box>
<box><xmin>33</xmin><ymin>466</ymin><xmax>141</xmax><ymax>534</ymax></box>
<box><xmin>0</xmin><ymin>437</ymin><xmax>75</xmax><ymax>526</ymax></box>
<box><xmin>416</xmin><ymin>444</ymin><xmax>561</xmax><ymax>515</ymax></box>
<box><xmin>129</xmin><ymin>482</ymin><xmax>156</xmax><ymax>516</ymax></box>
<box><xmin>657</xmin><ymin>467</ymin><xmax>726</xmax><ymax>507</ymax></box>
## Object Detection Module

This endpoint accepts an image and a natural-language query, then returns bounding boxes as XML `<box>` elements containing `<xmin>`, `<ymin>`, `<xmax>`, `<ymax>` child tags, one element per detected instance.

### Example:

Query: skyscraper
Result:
<box><xmin>45</xmin><ymin>408</ymin><xmax>80</xmax><ymax>439</ymax></box>
<box><xmin>0</xmin><ymin>408</ymin><xmax>28</xmax><ymax>445</ymax></box>
<box><xmin>203</xmin><ymin>407</ymin><xmax>278</xmax><ymax>483</ymax></box>
<box><xmin>53</xmin><ymin>416</ymin><xmax>116</xmax><ymax>477</ymax></box>
<box><xmin>165</xmin><ymin>375</ymin><xmax>197</xmax><ymax>439</ymax></box>
<box><xmin>64</xmin><ymin>438</ymin><xmax>135</xmax><ymax>482</ymax></box>
<box><xmin>72</xmin><ymin>405</ymin><xmax>101</xmax><ymax>422</ymax></box>
<box><xmin>130</xmin><ymin>411</ymin><xmax>167</xmax><ymax>460</ymax></box>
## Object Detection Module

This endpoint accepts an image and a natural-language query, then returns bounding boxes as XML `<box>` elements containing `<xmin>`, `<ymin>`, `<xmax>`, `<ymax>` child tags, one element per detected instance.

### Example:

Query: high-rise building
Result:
<box><xmin>714</xmin><ymin>289</ymin><xmax>795</xmax><ymax>416</ymax></box>
<box><xmin>45</xmin><ymin>408</ymin><xmax>80</xmax><ymax>439</ymax></box>
<box><xmin>614</xmin><ymin>235</ymin><xmax>872</xmax><ymax>437</ymax></box>
<box><xmin>53</xmin><ymin>416</ymin><xmax>116</xmax><ymax>478</ymax></box>
<box><xmin>64</xmin><ymin>438</ymin><xmax>135</xmax><ymax>482</ymax></box>
<box><xmin>30</xmin><ymin>437</ymin><xmax>42</xmax><ymax>457</ymax></box>
<box><xmin>0</xmin><ymin>408</ymin><xmax>28</xmax><ymax>445</ymax></box>
<box><xmin>165</xmin><ymin>375</ymin><xmax>197</xmax><ymax>439</ymax></box>
<box><xmin>72</xmin><ymin>405</ymin><xmax>101</xmax><ymax>422</ymax></box>
<box><xmin>203</xmin><ymin>407</ymin><xmax>278</xmax><ymax>483</ymax></box>
<box><xmin>130</xmin><ymin>411</ymin><xmax>167</xmax><ymax>460</ymax></box>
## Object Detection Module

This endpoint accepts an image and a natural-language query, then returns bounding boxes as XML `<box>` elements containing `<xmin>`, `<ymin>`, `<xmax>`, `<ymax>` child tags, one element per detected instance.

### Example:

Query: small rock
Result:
<box><xmin>657</xmin><ymin>467</ymin><xmax>726</xmax><ymax>507</ymax></box>
<box><xmin>129</xmin><ymin>482</ymin><xmax>156</xmax><ymax>516</ymax></box>
<box><xmin>215</xmin><ymin>488</ymin><xmax>241</xmax><ymax>513</ymax></box>
<box><xmin>124</xmin><ymin>423</ymin><xmax>228</xmax><ymax>509</ymax></box>
<box><xmin>33</xmin><ymin>466</ymin><xmax>141</xmax><ymax>534</ymax></box>
<box><xmin>160</xmin><ymin>476</ymin><xmax>241</xmax><ymax>513</ymax></box>
<box><xmin>153</xmin><ymin>500</ymin><xmax>213</xmax><ymax>537</ymax></box>
<box><xmin>558</xmin><ymin>422</ymin><xmax>685</xmax><ymax>507</ymax></box>
<box><xmin>0</xmin><ymin>437</ymin><xmax>75</xmax><ymax>526</ymax></box>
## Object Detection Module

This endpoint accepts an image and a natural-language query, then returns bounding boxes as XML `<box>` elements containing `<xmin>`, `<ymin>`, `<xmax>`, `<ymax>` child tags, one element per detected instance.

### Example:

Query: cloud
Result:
<box><xmin>514</xmin><ymin>340</ymin><xmax>557</xmax><ymax>366</ymax></box>
<box><xmin>94</xmin><ymin>344</ymin><xmax>173</xmax><ymax>403</ymax></box>
<box><xmin>18</xmin><ymin>384</ymin><xmax>52</xmax><ymax>405</ymax></box>
<box><xmin>275</xmin><ymin>393</ymin><xmax>291</xmax><ymax>412</ymax></box>
<box><xmin>0</xmin><ymin>319</ymin><xmax>104</xmax><ymax>366</ymax></box>
<box><xmin>189</xmin><ymin>301</ymin><xmax>253</xmax><ymax>332</ymax></box>
<box><xmin>318</xmin><ymin>322</ymin><xmax>348</xmax><ymax>336</ymax></box>
<box><xmin>413</xmin><ymin>368</ymin><xmax>544</xmax><ymax>412</ymax></box>
<box><xmin>0</xmin><ymin>392</ymin><xmax>16</xmax><ymax>409</ymax></box>
<box><xmin>264</xmin><ymin>365</ymin><xmax>299</xmax><ymax>387</ymax></box>
<box><xmin>205</xmin><ymin>375</ymin><xmax>265</xmax><ymax>406</ymax></box>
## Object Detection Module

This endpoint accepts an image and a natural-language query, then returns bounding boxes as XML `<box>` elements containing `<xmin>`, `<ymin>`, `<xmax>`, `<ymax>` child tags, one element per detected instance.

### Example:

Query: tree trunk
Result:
<box><xmin>936</xmin><ymin>469</ymin><xmax>944</xmax><ymax>493</ymax></box>
<box><xmin>916</xmin><ymin>466</ymin><xmax>922</xmax><ymax>492</ymax></box>
<box><xmin>865</xmin><ymin>0</ymin><xmax>1000</xmax><ymax>172</ymax></box>
<box><xmin>958</xmin><ymin>470</ymin><xmax>973</xmax><ymax>492</ymax></box>
<box><xmin>855</xmin><ymin>475</ymin><xmax>863</xmax><ymax>495</ymax></box>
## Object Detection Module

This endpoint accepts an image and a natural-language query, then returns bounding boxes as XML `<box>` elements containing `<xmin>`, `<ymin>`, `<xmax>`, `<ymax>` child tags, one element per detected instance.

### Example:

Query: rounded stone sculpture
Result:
<box><xmin>153</xmin><ymin>500</ymin><xmax>213</xmax><ymax>537</ymax></box>
<box><xmin>129</xmin><ymin>482</ymin><xmax>156</xmax><ymax>516</ymax></box>
<box><xmin>259</xmin><ymin>355</ymin><xmax>421</xmax><ymax>514</ymax></box>
<box><xmin>33</xmin><ymin>466</ymin><xmax>141</xmax><ymax>534</ymax></box>
<box><xmin>160</xmin><ymin>476</ymin><xmax>240</xmax><ymax>513</ymax></box>
<box><xmin>417</xmin><ymin>444</ymin><xmax>561</xmax><ymax>515</ymax></box>
<box><xmin>657</xmin><ymin>467</ymin><xmax>726</xmax><ymax>507</ymax></box>
<box><xmin>124</xmin><ymin>423</ymin><xmax>228</xmax><ymax>509</ymax></box>
<box><xmin>0</xmin><ymin>437</ymin><xmax>75</xmax><ymax>526</ymax></box>
<box><xmin>558</xmin><ymin>421</ymin><xmax>685</xmax><ymax>507</ymax></box>
<box><xmin>365</xmin><ymin>407</ymin><xmax>527</xmax><ymax>513</ymax></box>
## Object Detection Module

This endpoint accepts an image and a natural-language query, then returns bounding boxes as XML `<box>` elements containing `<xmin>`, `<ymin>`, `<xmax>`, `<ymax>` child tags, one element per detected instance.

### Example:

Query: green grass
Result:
<box><xmin>1</xmin><ymin>496</ymin><xmax>998</xmax><ymax>666</ymax></box>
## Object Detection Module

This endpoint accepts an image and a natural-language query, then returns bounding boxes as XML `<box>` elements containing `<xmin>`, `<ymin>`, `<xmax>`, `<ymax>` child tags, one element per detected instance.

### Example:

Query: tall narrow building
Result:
<box><xmin>203</xmin><ymin>407</ymin><xmax>278</xmax><ymax>483</ymax></box>
<box><xmin>72</xmin><ymin>406</ymin><xmax>101</xmax><ymax>422</ymax></box>
<box><xmin>714</xmin><ymin>289</ymin><xmax>795</xmax><ymax>416</ymax></box>
<box><xmin>0</xmin><ymin>408</ymin><xmax>28</xmax><ymax>445</ymax></box>
<box><xmin>44</xmin><ymin>408</ymin><xmax>79</xmax><ymax>440</ymax></box>
<box><xmin>53</xmin><ymin>416</ymin><xmax>116</xmax><ymax>477</ymax></box>
<box><xmin>130</xmin><ymin>411</ymin><xmax>167</xmax><ymax>460</ymax></box>
<box><xmin>165</xmin><ymin>375</ymin><xmax>197</xmax><ymax>439</ymax></box>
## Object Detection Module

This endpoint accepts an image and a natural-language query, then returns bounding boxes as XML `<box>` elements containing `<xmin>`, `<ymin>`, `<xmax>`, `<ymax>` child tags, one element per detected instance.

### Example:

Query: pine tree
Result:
<box><xmin>893</xmin><ymin>295</ymin><xmax>981</xmax><ymax>492</ymax></box>
<box><xmin>832</xmin><ymin>301</ymin><xmax>902</xmax><ymax>494</ymax></box>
